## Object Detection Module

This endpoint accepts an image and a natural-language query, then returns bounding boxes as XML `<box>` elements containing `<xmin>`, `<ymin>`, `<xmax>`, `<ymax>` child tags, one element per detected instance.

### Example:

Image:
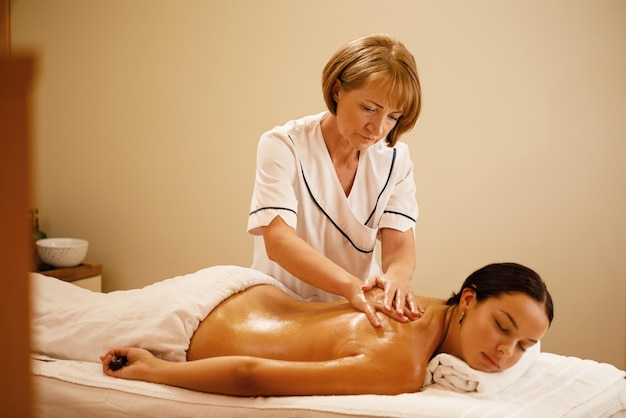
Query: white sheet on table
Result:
<box><xmin>30</xmin><ymin>265</ymin><xmax>289</xmax><ymax>362</ymax></box>
<box><xmin>31</xmin><ymin>352</ymin><xmax>626</xmax><ymax>418</ymax></box>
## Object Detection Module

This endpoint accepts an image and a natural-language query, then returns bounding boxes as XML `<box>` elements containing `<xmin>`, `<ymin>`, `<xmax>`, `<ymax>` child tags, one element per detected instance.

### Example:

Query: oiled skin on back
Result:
<box><xmin>187</xmin><ymin>285</ymin><xmax>448</xmax><ymax>394</ymax></box>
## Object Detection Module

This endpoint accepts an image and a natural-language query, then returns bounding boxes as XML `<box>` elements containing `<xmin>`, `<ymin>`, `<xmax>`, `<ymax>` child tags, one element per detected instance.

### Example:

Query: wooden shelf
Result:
<box><xmin>36</xmin><ymin>262</ymin><xmax>102</xmax><ymax>282</ymax></box>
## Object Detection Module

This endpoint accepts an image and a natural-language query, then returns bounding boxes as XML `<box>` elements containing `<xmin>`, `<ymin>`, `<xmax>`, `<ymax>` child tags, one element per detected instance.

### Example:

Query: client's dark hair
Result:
<box><xmin>446</xmin><ymin>262</ymin><xmax>554</xmax><ymax>324</ymax></box>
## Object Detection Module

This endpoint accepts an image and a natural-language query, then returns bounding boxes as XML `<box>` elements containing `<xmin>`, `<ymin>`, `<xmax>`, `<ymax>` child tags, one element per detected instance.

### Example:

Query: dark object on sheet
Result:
<box><xmin>109</xmin><ymin>355</ymin><xmax>127</xmax><ymax>371</ymax></box>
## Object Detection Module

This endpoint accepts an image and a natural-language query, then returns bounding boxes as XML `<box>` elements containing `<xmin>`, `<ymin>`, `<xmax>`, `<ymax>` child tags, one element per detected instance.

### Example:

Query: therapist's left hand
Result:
<box><xmin>362</xmin><ymin>274</ymin><xmax>423</xmax><ymax>321</ymax></box>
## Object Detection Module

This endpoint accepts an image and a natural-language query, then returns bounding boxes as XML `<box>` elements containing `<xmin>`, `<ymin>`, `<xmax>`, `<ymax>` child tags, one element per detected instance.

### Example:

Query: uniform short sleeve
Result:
<box><xmin>378</xmin><ymin>144</ymin><xmax>418</xmax><ymax>233</ymax></box>
<box><xmin>247</xmin><ymin>131</ymin><xmax>299</xmax><ymax>235</ymax></box>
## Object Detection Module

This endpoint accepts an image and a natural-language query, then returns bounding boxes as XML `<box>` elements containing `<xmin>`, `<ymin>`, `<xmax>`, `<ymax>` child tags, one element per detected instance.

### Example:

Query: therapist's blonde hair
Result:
<box><xmin>322</xmin><ymin>33</ymin><xmax>422</xmax><ymax>147</ymax></box>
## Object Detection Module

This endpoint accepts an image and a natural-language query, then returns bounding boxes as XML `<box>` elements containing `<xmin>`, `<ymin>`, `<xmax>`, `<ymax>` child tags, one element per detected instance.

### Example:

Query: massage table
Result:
<box><xmin>30</xmin><ymin>266</ymin><xmax>626</xmax><ymax>417</ymax></box>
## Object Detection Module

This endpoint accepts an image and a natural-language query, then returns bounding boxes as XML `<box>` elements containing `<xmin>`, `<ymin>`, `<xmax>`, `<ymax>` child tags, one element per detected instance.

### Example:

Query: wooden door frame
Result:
<box><xmin>1</xmin><ymin>1</ymin><xmax>33</xmax><ymax>416</ymax></box>
<box><xmin>0</xmin><ymin>0</ymin><xmax>9</xmax><ymax>53</ymax></box>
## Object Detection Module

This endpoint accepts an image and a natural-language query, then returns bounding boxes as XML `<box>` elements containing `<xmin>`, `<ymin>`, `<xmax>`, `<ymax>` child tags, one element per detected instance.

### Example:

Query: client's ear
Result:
<box><xmin>459</xmin><ymin>287</ymin><xmax>477</xmax><ymax>311</ymax></box>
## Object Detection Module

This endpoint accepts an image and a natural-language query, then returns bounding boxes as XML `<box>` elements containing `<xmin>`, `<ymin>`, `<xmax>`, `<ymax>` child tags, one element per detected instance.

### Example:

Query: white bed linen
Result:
<box><xmin>30</xmin><ymin>265</ymin><xmax>291</xmax><ymax>362</ymax></box>
<box><xmin>423</xmin><ymin>343</ymin><xmax>540</xmax><ymax>394</ymax></box>
<box><xmin>32</xmin><ymin>353</ymin><xmax>626</xmax><ymax>418</ymax></box>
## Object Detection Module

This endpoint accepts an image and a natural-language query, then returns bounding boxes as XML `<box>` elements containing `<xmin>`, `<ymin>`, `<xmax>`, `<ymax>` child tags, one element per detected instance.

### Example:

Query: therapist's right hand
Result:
<box><xmin>346</xmin><ymin>287</ymin><xmax>409</xmax><ymax>328</ymax></box>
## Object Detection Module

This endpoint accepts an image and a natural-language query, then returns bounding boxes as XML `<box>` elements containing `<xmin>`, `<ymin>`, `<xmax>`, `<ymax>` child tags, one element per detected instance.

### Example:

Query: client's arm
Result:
<box><xmin>100</xmin><ymin>347</ymin><xmax>424</xmax><ymax>396</ymax></box>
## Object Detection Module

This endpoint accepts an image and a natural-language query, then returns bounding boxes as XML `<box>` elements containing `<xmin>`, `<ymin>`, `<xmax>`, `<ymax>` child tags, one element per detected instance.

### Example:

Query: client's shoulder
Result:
<box><xmin>417</xmin><ymin>295</ymin><xmax>447</xmax><ymax>308</ymax></box>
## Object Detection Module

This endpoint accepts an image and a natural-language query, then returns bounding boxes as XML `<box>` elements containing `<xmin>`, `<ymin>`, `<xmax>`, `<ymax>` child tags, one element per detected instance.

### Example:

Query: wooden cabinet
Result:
<box><xmin>36</xmin><ymin>262</ymin><xmax>103</xmax><ymax>292</ymax></box>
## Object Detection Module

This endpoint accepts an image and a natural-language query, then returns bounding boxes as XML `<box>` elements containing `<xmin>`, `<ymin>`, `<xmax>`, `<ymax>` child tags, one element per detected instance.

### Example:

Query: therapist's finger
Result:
<box><xmin>383</xmin><ymin>282</ymin><xmax>398</xmax><ymax>311</ymax></box>
<box><xmin>394</xmin><ymin>289</ymin><xmax>407</xmax><ymax>314</ymax></box>
<box><xmin>349</xmin><ymin>289</ymin><xmax>382</xmax><ymax>328</ymax></box>
<box><xmin>363</xmin><ymin>304</ymin><xmax>382</xmax><ymax>328</ymax></box>
<box><xmin>361</xmin><ymin>275</ymin><xmax>378</xmax><ymax>292</ymax></box>
<box><xmin>405</xmin><ymin>294</ymin><xmax>424</xmax><ymax>319</ymax></box>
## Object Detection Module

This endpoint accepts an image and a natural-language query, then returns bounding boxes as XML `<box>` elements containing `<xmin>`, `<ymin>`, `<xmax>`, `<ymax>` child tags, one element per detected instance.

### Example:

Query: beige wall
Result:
<box><xmin>11</xmin><ymin>0</ymin><xmax>625</xmax><ymax>369</ymax></box>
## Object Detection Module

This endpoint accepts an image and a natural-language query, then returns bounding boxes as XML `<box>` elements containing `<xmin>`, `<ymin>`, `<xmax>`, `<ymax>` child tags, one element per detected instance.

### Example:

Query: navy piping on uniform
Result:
<box><xmin>284</xmin><ymin>135</ymin><xmax>373</xmax><ymax>254</ymax></box>
<box><xmin>364</xmin><ymin>148</ymin><xmax>396</xmax><ymax>226</ymax></box>
<box><xmin>300</xmin><ymin>169</ymin><xmax>374</xmax><ymax>254</ymax></box>
<box><xmin>249</xmin><ymin>206</ymin><xmax>296</xmax><ymax>217</ymax></box>
<box><xmin>383</xmin><ymin>210</ymin><xmax>416</xmax><ymax>223</ymax></box>
<box><xmin>250</xmin><ymin>135</ymin><xmax>415</xmax><ymax>253</ymax></box>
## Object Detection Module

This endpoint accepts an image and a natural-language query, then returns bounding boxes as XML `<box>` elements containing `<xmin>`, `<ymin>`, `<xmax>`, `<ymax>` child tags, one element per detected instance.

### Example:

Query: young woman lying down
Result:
<box><xmin>98</xmin><ymin>262</ymin><xmax>553</xmax><ymax>396</ymax></box>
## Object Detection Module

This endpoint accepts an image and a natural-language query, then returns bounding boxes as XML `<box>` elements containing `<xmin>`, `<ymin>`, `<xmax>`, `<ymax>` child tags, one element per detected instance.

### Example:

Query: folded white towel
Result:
<box><xmin>31</xmin><ymin>265</ymin><xmax>288</xmax><ymax>363</ymax></box>
<box><xmin>422</xmin><ymin>342</ymin><xmax>540</xmax><ymax>394</ymax></box>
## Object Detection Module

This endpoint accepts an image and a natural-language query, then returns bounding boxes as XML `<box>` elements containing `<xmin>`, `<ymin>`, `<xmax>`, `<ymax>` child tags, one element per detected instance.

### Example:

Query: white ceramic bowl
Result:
<box><xmin>36</xmin><ymin>238</ymin><xmax>89</xmax><ymax>268</ymax></box>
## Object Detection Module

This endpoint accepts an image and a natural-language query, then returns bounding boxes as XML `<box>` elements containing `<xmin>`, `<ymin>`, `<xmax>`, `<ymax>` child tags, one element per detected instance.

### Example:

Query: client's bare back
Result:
<box><xmin>188</xmin><ymin>285</ymin><xmax>447</xmax><ymax>368</ymax></box>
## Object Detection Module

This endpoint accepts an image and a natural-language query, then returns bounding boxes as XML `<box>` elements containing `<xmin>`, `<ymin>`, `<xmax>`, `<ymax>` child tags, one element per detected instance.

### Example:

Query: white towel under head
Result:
<box><xmin>422</xmin><ymin>342</ymin><xmax>541</xmax><ymax>393</ymax></box>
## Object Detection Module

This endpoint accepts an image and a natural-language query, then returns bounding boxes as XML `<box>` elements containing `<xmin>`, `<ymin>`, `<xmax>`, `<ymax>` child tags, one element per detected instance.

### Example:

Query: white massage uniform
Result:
<box><xmin>247</xmin><ymin>112</ymin><xmax>418</xmax><ymax>301</ymax></box>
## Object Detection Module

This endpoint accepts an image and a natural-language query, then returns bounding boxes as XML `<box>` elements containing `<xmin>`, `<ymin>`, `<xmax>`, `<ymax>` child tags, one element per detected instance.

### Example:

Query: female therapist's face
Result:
<box><xmin>458</xmin><ymin>291</ymin><xmax>550</xmax><ymax>372</ymax></box>
<box><xmin>333</xmin><ymin>79</ymin><xmax>403</xmax><ymax>151</ymax></box>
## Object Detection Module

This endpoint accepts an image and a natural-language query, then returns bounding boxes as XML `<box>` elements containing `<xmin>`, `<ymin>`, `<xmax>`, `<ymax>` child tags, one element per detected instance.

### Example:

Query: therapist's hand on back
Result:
<box><xmin>362</xmin><ymin>274</ymin><xmax>424</xmax><ymax>322</ymax></box>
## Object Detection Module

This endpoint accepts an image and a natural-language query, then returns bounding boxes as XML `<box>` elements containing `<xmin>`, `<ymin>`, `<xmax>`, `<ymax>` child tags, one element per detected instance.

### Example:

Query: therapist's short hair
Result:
<box><xmin>321</xmin><ymin>33</ymin><xmax>422</xmax><ymax>147</ymax></box>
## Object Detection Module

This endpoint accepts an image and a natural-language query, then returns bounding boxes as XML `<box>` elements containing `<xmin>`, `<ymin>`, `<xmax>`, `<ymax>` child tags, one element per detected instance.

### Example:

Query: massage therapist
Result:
<box><xmin>247</xmin><ymin>34</ymin><xmax>424</xmax><ymax>327</ymax></box>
